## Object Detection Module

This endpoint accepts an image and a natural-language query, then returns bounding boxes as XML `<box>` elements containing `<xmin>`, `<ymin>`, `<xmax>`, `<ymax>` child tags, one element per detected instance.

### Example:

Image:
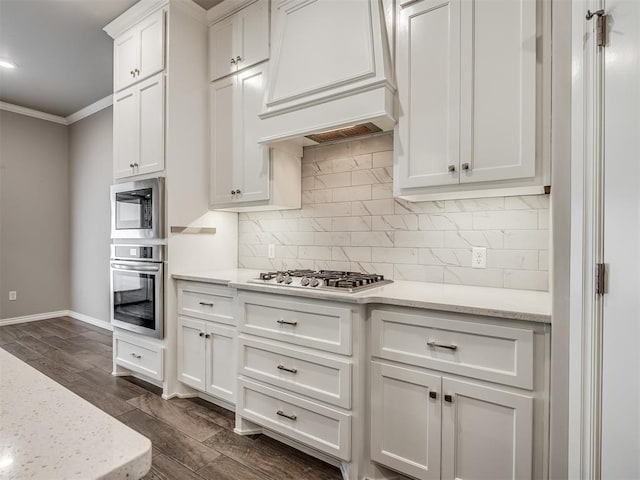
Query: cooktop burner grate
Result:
<box><xmin>251</xmin><ymin>270</ymin><xmax>393</xmax><ymax>293</ymax></box>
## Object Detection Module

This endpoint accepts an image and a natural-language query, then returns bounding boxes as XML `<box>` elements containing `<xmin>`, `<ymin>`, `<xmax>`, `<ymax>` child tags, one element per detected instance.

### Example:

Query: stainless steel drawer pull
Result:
<box><xmin>199</xmin><ymin>301</ymin><xmax>214</xmax><ymax>307</ymax></box>
<box><xmin>427</xmin><ymin>341</ymin><xmax>458</xmax><ymax>351</ymax></box>
<box><xmin>276</xmin><ymin>410</ymin><xmax>297</xmax><ymax>421</ymax></box>
<box><xmin>276</xmin><ymin>319</ymin><xmax>298</xmax><ymax>326</ymax></box>
<box><xmin>277</xmin><ymin>364</ymin><xmax>298</xmax><ymax>374</ymax></box>
<box><xmin>130</xmin><ymin>352</ymin><xmax>142</xmax><ymax>359</ymax></box>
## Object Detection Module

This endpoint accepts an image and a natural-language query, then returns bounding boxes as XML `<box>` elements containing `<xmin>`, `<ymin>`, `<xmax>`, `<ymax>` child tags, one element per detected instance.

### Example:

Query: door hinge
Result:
<box><xmin>586</xmin><ymin>9</ymin><xmax>608</xmax><ymax>47</ymax></box>
<box><xmin>596</xmin><ymin>263</ymin><xmax>607</xmax><ymax>295</ymax></box>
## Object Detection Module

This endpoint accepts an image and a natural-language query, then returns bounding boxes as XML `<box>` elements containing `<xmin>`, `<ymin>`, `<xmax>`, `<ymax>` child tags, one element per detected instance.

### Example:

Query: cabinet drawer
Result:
<box><xmin>239</xmin><ymin>336</ymin><xmax>352</xmax><ymax>409</ymax></box>
<box><xmin>238</xmin><ymin>378</ymin><xmax>351</xmax><ymax>460</ymax></box>
<box><xmin>238</xmin><ymin>293</ymin><xmax>352</xmax><ymax>354</ymax></box>
<box><xmin>371</xmin><ymin>310</ymin><xmax>534</xmax><ymax>389</ymax></box>
<box><xmin>178</xmin><ymin>282</ymin><xmax>235</xmax><ymax>325</ymax></box>
<box><xmin>115</xmin><ymin>335</ymin><xmax>163</xmax><ymax>381</ymax></box>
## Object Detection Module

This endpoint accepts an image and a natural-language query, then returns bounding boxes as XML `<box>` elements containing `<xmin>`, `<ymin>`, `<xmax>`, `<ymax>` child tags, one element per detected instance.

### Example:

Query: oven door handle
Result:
<box><xmin>111</xmin><ymin>263</ymin><xmax>161</xmax><ymax>273</ymax></box>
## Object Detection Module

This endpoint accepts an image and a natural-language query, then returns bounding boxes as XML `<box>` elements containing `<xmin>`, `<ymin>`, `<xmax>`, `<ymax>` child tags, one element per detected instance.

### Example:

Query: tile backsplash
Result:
<box><xmin>238</xmin><ymin>133</ymin><xmax>550</xmax><ymax>291</ymax></box>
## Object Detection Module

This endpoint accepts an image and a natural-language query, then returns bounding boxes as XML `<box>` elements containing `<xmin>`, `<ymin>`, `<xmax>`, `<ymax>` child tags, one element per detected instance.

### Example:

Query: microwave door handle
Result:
<box><xmin>111</xmin><ymin>263</ymin><xmax>160</xmax><ymax>272</ymax></box>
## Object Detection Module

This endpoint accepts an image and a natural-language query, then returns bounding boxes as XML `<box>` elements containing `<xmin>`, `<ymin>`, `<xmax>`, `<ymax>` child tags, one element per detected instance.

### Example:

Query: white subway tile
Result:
<box><xmin>332</xmin><ymin>246</ymin><xmax>372</xmax><ymax>262</ymax></box>
<box><xmin>302</xmin><ymin>202</ymin><xmax>352</xmax><ymax>218</ymax></box>
<box><xmin>352</xmin><ymin>199</ymin><xmax>396</xmax><ymax>216</ymax></box>
<box><xmin>298</xmin><ymin>218</ymin><xmax>332</xmax><ymax>232</ymax></box>
<box><xmin>239</xmin><ymin>244</ymin><xmax>268</xmax><ymax>257</ymax></box>
<box><xmin>504</xmin><ymin>195</ymin><xmax>550</xmax><ymax>210</ymax></box>
<box><xmin>487</xmin><ymin>249</ymin><xmax>538</xmax><ymax>270</ymax></box>
<box><xmin>372</xmin><ymin>247</ymin><xmax>417</xmax><ymax>264</ymax></box>
<box><xmin>539</xmin><ymin>250</ymin><xmax>549</xmax><ymax>271</ymax></box>
<box><xmin>259</xmin><ymin>219</ymin><xmax>298</xmax><ymax>232</ymax></box>
<box><xmin>308</xmin><ymin>189</ymin><xmax>333</xmax><ymax>204</ymax></box>
<box><xmin>302</xmin><ymin>176</ymin><xmax>314</xmax><ymax>191</ymax></box>
<box><xmin>394</xmin><ymin>231</ymin><xmax>446</xmax><ymax>247</ymax></box>
<box><xmin>276</xmin><ymin>246</ymin><xmax>299</xmax><ymax>258</ymax></box>
<box><xmin>334</xmin><ymin>154</ymin><xmax>373</xmax><ymax>172</ymax></box>
<box><xmin>373</xmin><ymin>150</ymin><xmax>393</xmax><ymax>168</ymax></box>
<box><xmin>299</xmin><ymin>246</ymin><xmax>332</xmax><ymax>260</ymax></box>
<box><xmin>352</xmin><ymin>167</ymin><xmax>393</xmax><ymax>185</ymax></box>
<box><xmin>332</xmin><ymin>216</ymin><xmax>372</xmax><ymax>231</ymax></box>
<box><xmin>351</xmin><ymin>231</ymin><xmax>394</xmax><ymax>247</ymax></box>
<box><xmin>333</xmin><ymin>185</ymin><xmax>372</xmax><ymax>202</ymax></box>
<box><xmin>504</xmin><ymin>230</ymin><xmax>549</xmax><ymax>249</ymax></box>
<box><xmin>313</xmin><ymin>260</ymin><xmax>352</xmax><ymax>271</ymax></box>
<box><xmin>538</xmin><ymin>209</ymin><xmax>549</xmax><ymax>229</ymax></box>
<box><xmin>239</xmin><ymin>220</ymin><xmax>263</xmax><ymax>233</ymax></box>
<box><xmin>273</xmin><ymin>232</ymin><xmax>315</xmax><ymax>245</ymax></box>
<box><xmin>395</xmin><ymin>199</ymin><xmax>445</xmax><ymax>214</ymax></box>
<box><xmin>312</xmin><ymin>141</ymin><xmax>353</xmax><ymax>162</ymax></box>
<box><xmin>315</xmin><ymin>172</ymin><xmax>352</xmax><ymax>189</ymax></box>
<box><xmin>419</xmin><ymin>213</ymin><xmax>473</xmax><ymax>231</ymax></box>
<box><xmin>444</xmin><ymin>267</ymin><xmax>504</xmax><ymax>288</ymax></box>
<box><xmin>444</xmin><ymin>230</ymin><xmax>504</xmax><ymax>248</ymax></box>
<box><xmin>372</xmin><ymin>214</ymin><xmax>419</xmax><ymax>231</ymax></box>
<box><xmin>504</xmin><ymin>270</ymin><xmax>549</xmax><ymax>291</ymax></box>
<box><xmin>445</xmin><ymin>197</ymin><xmax>505</xmax><ymax>212</ymax></box>
<box><xmin>314</xmin><ymin>232</ymin><xmax>350</xmax><ymax>246</ymax></box>
<box><xmin>473</xmin><ymin>210</ymin><xmax>538</xmax><ymax>230</ymax></box>
<box><xmin>350</xmin><ymin>133</ymin><xmax>393</xmax><ymax>154</ymax></box>
<box><xmin>418</xmin><ymin>248</ymin><xmax>471</xmax><ymax>267</ymax></box>
<box><xmin>394</xmin><ymin>264</ymin><xmax>444</xmax><ymax>283</ymax></box>
<box><xmin>371</xmin><ymin>183</ymin><xmax>393</xmax><ymax>199</ymax></box>
<box><xmin>351</xmin><ymin>262</ymin><xmax>395</xmax><ymax>278</ymax></box>
<box><xmin>240</xmin><ymin>257</ymin><xmax>279</xmax><ymax>270</ymax></box>
<box><xmin>302</xmin><ymin>162</ymin><xmax>320</xmax><ymax>177</ymax></box>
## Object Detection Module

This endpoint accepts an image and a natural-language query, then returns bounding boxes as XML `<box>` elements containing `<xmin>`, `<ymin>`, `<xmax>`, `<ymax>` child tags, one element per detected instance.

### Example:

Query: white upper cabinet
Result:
<box><xmin>395</xmin><ymin>0</ymin><xmax>544</xmax><ymax>200</ymax></box>
<box><xmin>113</xmin><ymin>72</ymin><xmax>165</xmax><ymax>179</ymax></box>
<box><xmin>209</xmin><ymin>0</ymin><xmax>269</xmax><ymax>82</ymax></box>
<box><xmin>114</xmin><ymin>9</ymin><xmax>165</xmax><ymax>92</ymax></box>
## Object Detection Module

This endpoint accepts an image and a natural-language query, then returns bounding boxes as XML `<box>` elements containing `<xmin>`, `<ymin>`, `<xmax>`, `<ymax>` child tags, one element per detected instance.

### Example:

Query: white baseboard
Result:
<box><xmin>0</xmin><ymin>310</ymin><xmax>69</xmax><ymax>326</ymax></box>
<box><xmin>66</xmin><ymin>311</ymin><xmax>113</xmax><ymax>332</ymax></box>
<box><xmin>0</xmin><ymin>310</ymin><xmax>113</xmax><ymax>332</ymax></box>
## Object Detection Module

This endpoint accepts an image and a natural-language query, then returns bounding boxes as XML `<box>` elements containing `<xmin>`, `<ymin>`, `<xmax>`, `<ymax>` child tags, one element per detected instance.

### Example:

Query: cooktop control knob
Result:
<box><xmin>310</xmin><ymin>278</ymin><xmax>320</xmax><ymax>287</ymax></box>
<box><xmin>284</xmin><ymin>275</ymin><xmax>293</xmax><ymax>285</ymax></box>
<box><xmin>276</xmin><ymin>273</ymin><xmax>285</xmax><ymax>283</ymax></box>
<box><xmin>300</xmin><ymin>276</ymin><xmax>310</xmax><ymax>286</ymax></box>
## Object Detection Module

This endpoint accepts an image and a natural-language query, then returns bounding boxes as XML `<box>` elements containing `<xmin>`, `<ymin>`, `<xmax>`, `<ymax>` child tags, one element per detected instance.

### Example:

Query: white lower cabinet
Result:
<box><xmin>114</xmin><ymin>331</ymin><xmax>164</xmax><ymax>381</ymax></box>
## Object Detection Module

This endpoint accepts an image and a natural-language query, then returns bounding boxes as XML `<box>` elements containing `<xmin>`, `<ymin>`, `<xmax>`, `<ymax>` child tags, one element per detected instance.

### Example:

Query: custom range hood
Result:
<box><xmin>258</xmin><ymin>0</ymin><xmax>396</xmax><ymax>145</ymax></box>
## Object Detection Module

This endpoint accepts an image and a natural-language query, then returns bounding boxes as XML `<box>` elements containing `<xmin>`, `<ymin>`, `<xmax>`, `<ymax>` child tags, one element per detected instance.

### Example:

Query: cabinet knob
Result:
<box><xmin>230</xmin><ymin>58</ymin><xmax>236</xmax><ymax>65</ymax></box>
<box><xmin>129</xmin><ymin>163</ymin><xmax>134</xmax><ymax>168</ymax></box>
<box><xmin>429</xmin><ymin>391</ymin><xmax>437</xmax><ymax>399</ymax></box>
<box><xmin>205</xmin><ymin>333</ymin><xmax>211</xmax><ymax>339</ymax></box>
<box><xmin>235</xmin><ymin>189</ymin><xmax>241</xmax><ymax>194</ymax></box>
<box><xmin>236</xmin><ymin>56</ymin><xmax>242</xmax><ymax>63</ymax></box>
<box><xmin>199</xmin><ymin>332</ymin><xmax>204</xmax><ymax>337</ymax></box>
<box><xmin>133</xmin><ymin>162</ymin><xmax>139</xmax><ymax>168</ymax></box>
<box><xmin>130</xmin><ymin>70</ymin><xmax>135</xmax><ymax>77</ymax></box>
<box><xmin>134</xmin><ymin>68</ymin><xmax>140</xmax><ymax>76</ymax></box>
<box><xmin>231</xmin><ymin>190</ymin><xmax>236</xmax><ymax>195</ymax></box>
<box><xmin>461</xmin><ymin>163</ymin><xmax>470</xmax><ymax>171</ymax></box>
<box><xmin>448</xmin><ymin>165</ymin><xmax>456</xmax><ymax>173</ymax></box>
<box><xmin>444</xmin><ymin>394</ymin><xmax>453</xmax><ymax>403</ymax></box>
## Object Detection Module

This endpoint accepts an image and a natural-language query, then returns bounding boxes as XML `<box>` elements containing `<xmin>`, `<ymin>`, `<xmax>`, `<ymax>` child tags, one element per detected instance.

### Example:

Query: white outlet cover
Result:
<box><xmin>472</xmin><ymin>247</ymin><xmax>487</xmax><ymax>269</ymax></box>
<box><xmin>9</xmin><ymin>291</ymin><xmax>17</xmax><ymax>301</ymax></box>
<box><xmin>268</xmin><ymin>244</ymin><xmax>276</xmax><ymax>259</ymax></box>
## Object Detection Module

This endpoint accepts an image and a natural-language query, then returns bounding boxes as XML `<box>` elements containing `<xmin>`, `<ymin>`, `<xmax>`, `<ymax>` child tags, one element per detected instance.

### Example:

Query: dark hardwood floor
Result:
<box><xmin>0</xmin><ymin>317</ymin><xmax>342</xmax><ymax>480</ymax></box>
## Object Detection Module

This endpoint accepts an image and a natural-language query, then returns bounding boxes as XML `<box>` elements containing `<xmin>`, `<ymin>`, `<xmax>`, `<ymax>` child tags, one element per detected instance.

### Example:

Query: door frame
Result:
<box><xmin>568</xmin><ymin>0</ymin><xmax>605</xmax><ymax>477</ymax></box>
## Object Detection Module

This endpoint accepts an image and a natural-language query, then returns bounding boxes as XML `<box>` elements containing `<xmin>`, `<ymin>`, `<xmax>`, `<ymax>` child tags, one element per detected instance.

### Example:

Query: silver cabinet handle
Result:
<box><xmin>199</xmin><ymin>301</ymin><xmax>214</xmax><ymax>307</ymax></box>
<box><xmin>235</xmin><ymin>189</ymin><xmax>241</xmax><ymax>194</ymax></box>
<box><xmin>236</xmin><ymin>56</ymin><xmax>242</xmax><ymax>63</ymax></box>
<box><xmin>461</xmin><ymin>163</ymin><xmax>470</xmax><ymax>171</ymax></box>
<box><xmin>129</xmin><ymin>163</ymin><xmax>134</xmax><ymax>168</ymax></box>
<box><xmin>134</xmin><ymin>68</ymin><xmax>140</xmax><ymax>76</ymax></box>
<box><xmin>133</xmin><ymin>162</ymin><xmax>139</xmax><ymax>168</ymax></box>
<box><xmin>427</xmin><ymin>341</ymin><xmax>458</xmax><ymax>351</ymax></box>
<box><xmin>130</xmin><ymin>70</ymin><xmax>135</xmax><ymax>77</ymax></box>
<box><xmin>205</xmin><ymin>333</ymin><xmax>211</xmax><ymax>339</ymax></box>
<box><xmin>444</xmin><ymin>394</ymin><xmax>453</xmax><ymax>403</ymax></box>
<box><xmin>130</xmin><ymin>352</ymin><xmax>142</xmax><ymax>359</ymax></box>
<box><xmin>448</xmin><ymin>165</ymin><xmax>456</xmax><ymax>173</ymax></box>
<box><xmin>277</xmin><ymin>364</ymin><xmax>298</xmax><ymax>374</ymax></box>
<box><xmin>199</xmin><ymin>332</ymin><xmax>204</xmax><ymax>337</ymax></box>
<box><xmin>276</xmin><ymin>410</ymin><xmax>297</xmax><ymax>421</ymax></box>
<box><xmin>231</xmin><ymin>190</ymin><xmax>236</xmax><ymax>195</ymax></box>
<box><xmin>230</xmin><ymin>58</ymin><xmax>236</xmax><ymax>65</ymax></box>
<box><xmin>276</xmin><ymin>319</ymin><xmax>298</xmax><ymax>326</ymax></box>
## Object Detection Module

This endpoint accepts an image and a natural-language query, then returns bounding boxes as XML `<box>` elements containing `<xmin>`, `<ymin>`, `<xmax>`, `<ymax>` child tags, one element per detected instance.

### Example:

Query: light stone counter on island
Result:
<box><xmin>0</xmin><ymin>347</ymin><xmax>151</xmax><ymax>480</ymax></box>
<box><xmin>173</xmin><ymin>268</ymin><xmax>551</xmax><ymax>323</ymax></box>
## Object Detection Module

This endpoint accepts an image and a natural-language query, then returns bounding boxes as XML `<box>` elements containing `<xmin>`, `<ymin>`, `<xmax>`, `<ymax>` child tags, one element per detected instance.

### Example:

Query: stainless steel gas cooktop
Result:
<box><xmin>249</xmin><ymin>269</ymin><xmax>392</xmax><ymax>293</ymax></box>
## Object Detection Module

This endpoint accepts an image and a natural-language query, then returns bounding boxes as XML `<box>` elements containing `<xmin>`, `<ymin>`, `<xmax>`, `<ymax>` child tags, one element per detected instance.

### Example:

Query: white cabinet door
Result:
<box><xmin>137</xmin><ymin>72</ymin><xmax>165</xmax><ymax>176</ymax></box>
<box><xmin>235</xmin><ymin>63</ymin><xmax>270</xmax><ymax>203</ymax></box>
<box><xmin>459</xmin><ymin>0</ymin><xmax>536</xmax><ymax>184</ymax></box>
<box><xmin>113</xmin><ymin>10</ymin><xmax>165</xmax><ymax>92</ymax></box>
<box><xmin>441</xmin><ymin>377</ymin><xmax>533</xmax><ymax>480</ymax></box>
<box><xmin>209</xmin><ymin>0</ymin><xmax>269</xmax><ymax>82</ymax></box>
<box><xmin>371</xmin><ymin>362</ymin><xmax>441</xmax><ymax>480</ymax></box>
<box><xmin>209</xmin><ymin>75</ymin><xmax>237</xmax><ymax>205</ymax></box>
<box><xmin>396</xmin><ymin>0</ymin><xmax>460</xmax><ymax>189</ymax></box>
<box><xmin>178</xmin><ymin>317</ymin><xmax>207</xmax><ymax>391</ymax></box>
<box><xmin>205</xmin><ymin>322</ymin><xmax>236</xmax><ymax>404</ymax></box>
<box><xmin>113</xmin><ymin>87</ymin><xmax>139</xmax><ymax>179</ymax></box>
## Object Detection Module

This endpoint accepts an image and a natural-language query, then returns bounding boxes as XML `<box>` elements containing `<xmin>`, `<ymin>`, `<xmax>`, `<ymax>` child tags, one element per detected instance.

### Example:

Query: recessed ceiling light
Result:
<box><xmin>0</xmin><ymin>60</ymin><xmax>16</xmax><ymax>69</ymax></box>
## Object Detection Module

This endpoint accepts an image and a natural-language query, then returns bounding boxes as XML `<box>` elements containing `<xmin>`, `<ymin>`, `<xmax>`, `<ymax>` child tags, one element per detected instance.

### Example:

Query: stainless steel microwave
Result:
<box><xmin>111</xmin><ymin>178</ymin><xmax>165</xmax><ymax>240</ymax></box>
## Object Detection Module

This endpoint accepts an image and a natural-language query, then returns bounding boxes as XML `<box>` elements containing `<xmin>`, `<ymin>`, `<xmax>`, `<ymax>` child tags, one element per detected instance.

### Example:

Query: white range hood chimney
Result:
<box><xmin>258</xmin><ymin>0</ymin><xmax>396</xmax><ymax>144</ymax></box>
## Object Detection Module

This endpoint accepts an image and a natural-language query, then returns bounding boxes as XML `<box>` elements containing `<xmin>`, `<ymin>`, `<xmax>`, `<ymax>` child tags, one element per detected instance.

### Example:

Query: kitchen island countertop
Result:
<box><xmin>173</xmin><ymin>269</ymin><xmax>551</xmax><ymax>324</ymax></box>
<box><xmin>0</xmin><ymin>347</ymin><xmax>151</xmax><ymax>479</ymax></box>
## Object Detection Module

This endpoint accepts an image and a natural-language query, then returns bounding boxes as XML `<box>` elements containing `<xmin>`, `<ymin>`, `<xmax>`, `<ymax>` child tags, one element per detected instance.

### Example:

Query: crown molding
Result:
<box><xmin>172</xmin><ymin>0</ymin><xmax>208</xmax><ymax>24</ymax></box>
<box><xmin>207</xmin><ymin>0</ymin><xmax>256</xmax><ymax>24</ymax></box>
<box><xmin>0</xmin><ymin>102</ymin><xmax>67</xmax><ymax>125</ymax></box>
<box><xmin>66</xmin><ymin>95</ymin><xmax>113</xmax><ymax>124</ymax></box>
<box><xmin>104</xmin><ymin>0</ymin><xmax>168</xmax><ymax>38</ymax></box>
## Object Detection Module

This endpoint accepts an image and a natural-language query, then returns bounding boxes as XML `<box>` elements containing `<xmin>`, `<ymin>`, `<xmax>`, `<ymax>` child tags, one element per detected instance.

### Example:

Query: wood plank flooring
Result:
<box><xmin>0</xmin><ymin>317</ymin><xmax>342</xmax><ymax>480</ymax></box>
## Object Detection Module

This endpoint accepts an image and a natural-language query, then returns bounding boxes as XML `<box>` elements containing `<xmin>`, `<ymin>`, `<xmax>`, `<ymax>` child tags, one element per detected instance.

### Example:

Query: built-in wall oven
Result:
<box><xmin>111</xmin><ymin>177</ymin><xmax>165</xmax><ymax>240</ymax></box>
<box><xmin>110</xmin><ymin>244</ymin><xmax>164</xmax><ymax>339</ymax></box>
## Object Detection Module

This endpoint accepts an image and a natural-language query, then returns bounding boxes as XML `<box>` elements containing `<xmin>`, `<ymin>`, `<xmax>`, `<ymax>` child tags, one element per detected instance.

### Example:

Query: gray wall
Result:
<box><xmin>69</xmin><ymin>107</ymin><xmax>112</xmax><ymax>322</ymax></box>
<box><xmin>0</xmin><ymin>110</ymin><xmax>70</xmax><ymax>319</ymax></box>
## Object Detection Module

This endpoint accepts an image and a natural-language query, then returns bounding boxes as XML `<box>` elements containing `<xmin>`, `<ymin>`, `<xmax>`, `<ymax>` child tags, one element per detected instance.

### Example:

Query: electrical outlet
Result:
<box><xmin>472</xmin><ymin>247</ymin><xmax>487</xmax><ymax>269</ymax></box>
<box><xmin>268</xmin><ymin>244</ymin><xmax>276</xmax><ymax>259</ymax></box>
<box><xmin>9</xmin><ymin>291</ymin><xmax>17</xmax><ymax>301</ymax></box>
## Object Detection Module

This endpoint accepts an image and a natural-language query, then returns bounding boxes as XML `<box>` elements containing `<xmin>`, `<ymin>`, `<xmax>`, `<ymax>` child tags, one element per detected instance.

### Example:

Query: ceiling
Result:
<box><xmin>0</xmin><ymin>0</ymin><xmax>222</xmax><ymax>118</ymax></box>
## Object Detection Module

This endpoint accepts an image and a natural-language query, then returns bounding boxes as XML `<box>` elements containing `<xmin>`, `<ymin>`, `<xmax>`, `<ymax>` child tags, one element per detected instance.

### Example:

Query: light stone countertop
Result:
<box><xmin>173</xmin><ymin>269</ymin><xmax>551</xmax><ymax>323</ymax></box>
<box><xmin>0</xmin><ymin>347</ymin><xmax>151</xmax><ymax>480</ymax></box>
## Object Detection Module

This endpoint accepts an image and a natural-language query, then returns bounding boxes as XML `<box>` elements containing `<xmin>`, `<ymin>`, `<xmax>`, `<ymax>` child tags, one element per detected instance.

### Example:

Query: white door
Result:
<box><xmin>395</xmin><ymin>0</ymin><xmax>461</xmax><ymax>189</ymax></box>
<box><xmin>178</xmin><ymin>317</ymin><xmax>207</xmax><ymax>391</ymax></box>
<box><xmin>137</xmin><ymin>72</ymin><xmax>165</xmax><ymax>176</ymax></box>
<box><xmin>114</xmin><ymin>29</ymin><xmax>138</xmax><ymax>92</ymax></box>
<box><xmin>371</xmin><ymin>362</ymin><xmax>441</xmax><ymax>480</ymax></box>
<box><xmin>459</xmin><ymin>0</ymin><xmax>536</xmax><ymax>184</ymax></box>
<box><xmin>137</xmin><ymin>10</ymin><xmax>165</xmax><ymax>83</ymax></box>
<box><xmin>113</xmin><ymin>87</ymin><xmax>138</xmax><ymax>179</ymax></box>
<box><xmin>441</xmin><ymin>377</ymin><xmax>533</xmax><ymax>480</ymax></box>
<box><xmin>235</xmin><ymin>0</ymin><xmax>269</xmax><ymax>73</ymax></box>
<box><xmin>205</xmin><ymin>322</ymin><xmax>236</xmax><ymax>403</ymax></box>
<box><xmin>209</xmin><ymin>76</ymin><xmax>236</xmax><ymax>206</ymax></box>
<box><xmin>236</xmin><ymin>63</ymin><xmax>270</xmax><ymax>203</ymax></box>
<box><xmin>209</xmin><ymin>15</ymin><xmax>236</xmax><ymax>82</ymax></box>
<box><xmin>601</xmin><ymin>1</ymin><xmax>640</xmax><ymax>477</ymax></box>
